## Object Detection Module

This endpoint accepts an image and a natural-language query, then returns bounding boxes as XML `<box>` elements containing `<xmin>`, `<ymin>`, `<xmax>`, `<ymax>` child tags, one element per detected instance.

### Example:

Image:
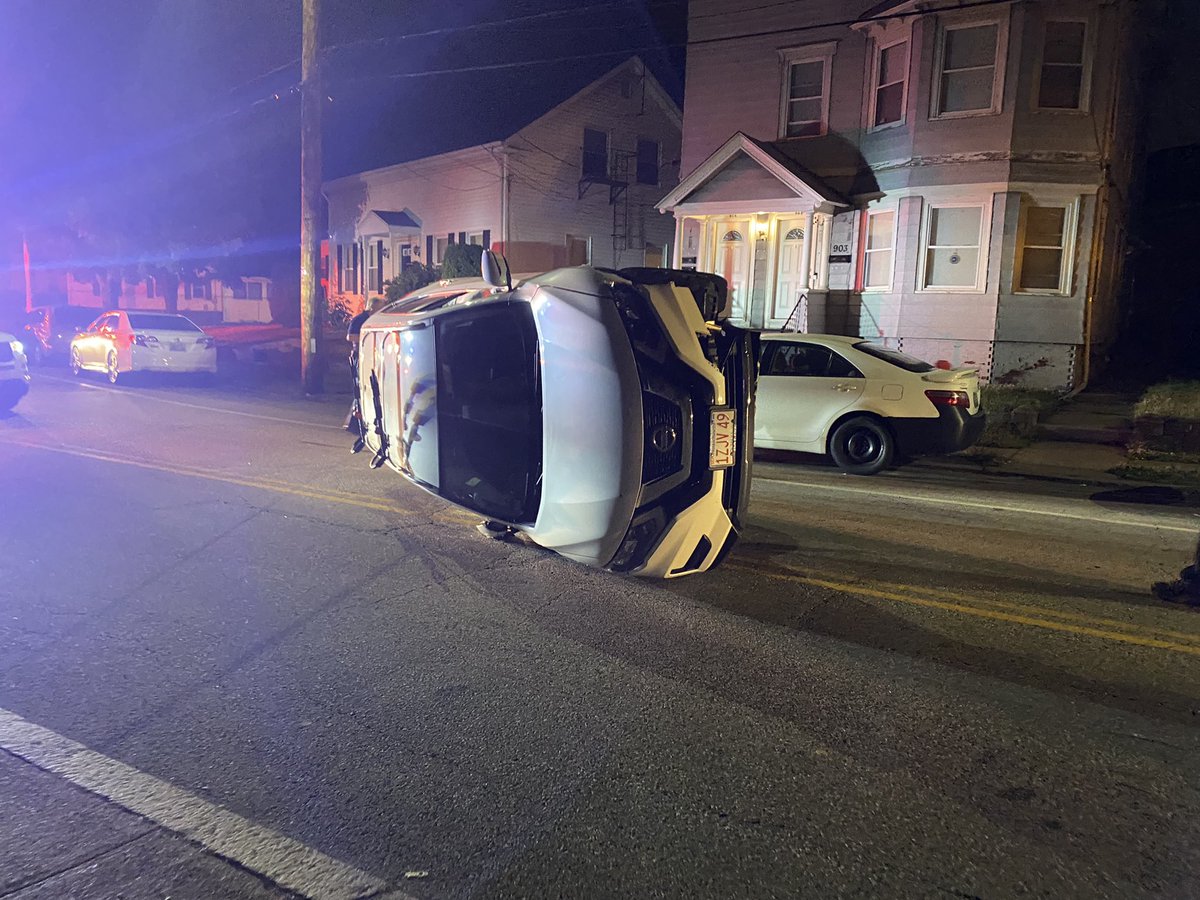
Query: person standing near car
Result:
<box><xmin>1153</xmin><ymin>532</ymin><xmax>1200</xmax><ymax>605</ymax></box>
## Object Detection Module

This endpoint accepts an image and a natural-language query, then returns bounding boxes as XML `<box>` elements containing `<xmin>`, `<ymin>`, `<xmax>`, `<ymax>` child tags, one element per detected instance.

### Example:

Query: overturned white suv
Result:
<box><xmin>353</xmin><ymin>253</ymin><xmax>758</xmax><ymax>578</ymax></box>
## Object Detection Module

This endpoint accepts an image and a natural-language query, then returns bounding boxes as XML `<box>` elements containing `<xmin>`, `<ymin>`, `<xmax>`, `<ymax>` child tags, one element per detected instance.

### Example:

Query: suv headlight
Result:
<box><xmin>11</xmin><ymin>340</ymin><xmax>24</xmax><ymax>356</ymax></box>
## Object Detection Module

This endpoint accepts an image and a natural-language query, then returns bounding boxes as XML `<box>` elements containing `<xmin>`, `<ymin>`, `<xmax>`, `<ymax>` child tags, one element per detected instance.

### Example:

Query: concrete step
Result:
<box><xmin>1037</xmin><ymin>422</ymin><xmax>1132</xmax><ymax>446</ymax></box>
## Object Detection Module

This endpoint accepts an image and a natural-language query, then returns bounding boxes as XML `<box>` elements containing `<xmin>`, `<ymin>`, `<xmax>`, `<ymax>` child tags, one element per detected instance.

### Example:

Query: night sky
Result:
<box><xmin>0</xmin><ymin>0</ymin><xmax>686</xmax><ymax>269</ymax></box>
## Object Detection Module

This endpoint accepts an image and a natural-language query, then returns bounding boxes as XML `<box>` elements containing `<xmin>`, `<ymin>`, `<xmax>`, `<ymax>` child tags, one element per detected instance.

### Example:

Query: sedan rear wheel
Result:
<box><xmin>829</xmin><ymin>415</ymin><xmax>894</xmax><ymax>476</ymax></box>
<box><xmin>106</xmin><ymin>351</ymin><xmax>120</xmax><ymax>384</ymax></box>
<box><xmin>70</xmin><ymin>348</ymin><xmax>82</xmax><ymax>376</ymax></box>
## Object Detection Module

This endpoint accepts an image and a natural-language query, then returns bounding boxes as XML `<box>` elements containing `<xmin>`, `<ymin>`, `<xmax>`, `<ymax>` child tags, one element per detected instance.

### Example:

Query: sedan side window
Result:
<box><xmin>765</xmin><ymin>342</ymin><xmax>833</xmax><ymax>377</ymax></box>
<box><xmin>826</xmin><ymin>350</ymin><xmax>863</xmax><ymax>379</ymax></box>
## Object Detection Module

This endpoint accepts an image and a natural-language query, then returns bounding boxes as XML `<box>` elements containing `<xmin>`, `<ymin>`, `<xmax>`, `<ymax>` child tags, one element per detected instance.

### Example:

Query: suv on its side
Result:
<box><xmin>354</xmin><ymin>255</ymin><xmax>758</xmax><ymax>578</ymax></box>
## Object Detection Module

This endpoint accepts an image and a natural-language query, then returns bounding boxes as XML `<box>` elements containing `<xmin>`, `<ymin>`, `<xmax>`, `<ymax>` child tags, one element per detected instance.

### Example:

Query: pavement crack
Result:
<box><xmin>0</xmin><ymin>828</ymin><xmax>154</xmax><ymax>898</ymax></box>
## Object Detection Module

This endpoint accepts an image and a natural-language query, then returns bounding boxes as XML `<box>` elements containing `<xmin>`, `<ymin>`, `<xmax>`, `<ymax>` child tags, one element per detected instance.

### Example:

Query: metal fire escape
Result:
<box><xmin>578</xmin><ymin>149</ymin><xmax>645</xmax><ymax>265</ymax></box>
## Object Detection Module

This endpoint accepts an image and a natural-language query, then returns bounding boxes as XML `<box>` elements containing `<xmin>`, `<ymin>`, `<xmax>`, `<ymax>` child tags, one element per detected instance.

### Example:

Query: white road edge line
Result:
<box><xmin>755</xmin><ymin>476</ymin><xmax>1200</xmax><ymax>534</ymax></box>
<box><xmin>0</xmin><ymin>707</ymin><xmax>409</xmax><ymax>900</ymax></box>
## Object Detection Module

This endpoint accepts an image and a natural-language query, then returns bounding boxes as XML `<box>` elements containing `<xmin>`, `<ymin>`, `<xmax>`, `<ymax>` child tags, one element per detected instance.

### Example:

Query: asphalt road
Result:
<box><xmin>2</xmin><ymin>369</ymin><xmax>1199</xmax><ymax>899</ymax></box>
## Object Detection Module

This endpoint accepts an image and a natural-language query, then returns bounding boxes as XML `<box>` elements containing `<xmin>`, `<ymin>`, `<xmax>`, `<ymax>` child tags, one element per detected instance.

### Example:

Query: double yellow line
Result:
<box><xmin>728</xmin><ymin>561</ymin><xmax>1200</xmax><ymax>657</ymax></box>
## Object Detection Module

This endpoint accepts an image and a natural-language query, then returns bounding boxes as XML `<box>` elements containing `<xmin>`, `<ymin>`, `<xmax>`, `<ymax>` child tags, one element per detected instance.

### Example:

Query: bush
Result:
<box><xmin>1134</xmin><ymin>381</ymin><xmax>1200</xmax><ymax>420</ymax></box>
<box><xmin>440</xmin><ymin>243</ymin><xmax>484</xmax><ymax>279</ymax></box>
<box><xmin>384</xmin><ymin>264</ymin><xmax>441</xmax><ymax>303</ymax></box>
<box><xmin>977</xmin><ymin>385</ymin><xmax>1062</xmax><ymax>447</ymax></box>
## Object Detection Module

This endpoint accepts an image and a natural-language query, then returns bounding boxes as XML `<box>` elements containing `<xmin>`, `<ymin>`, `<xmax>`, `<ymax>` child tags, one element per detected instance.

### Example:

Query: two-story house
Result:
<box><xmin>323</xmin><ymin>57</ymin><xmax>682</xmax><ymax>309</ymax></box>
<box><xmin>659</xmin><ymin>0</ymin><xmax>1141</xmax><ymax>388</ymax></box>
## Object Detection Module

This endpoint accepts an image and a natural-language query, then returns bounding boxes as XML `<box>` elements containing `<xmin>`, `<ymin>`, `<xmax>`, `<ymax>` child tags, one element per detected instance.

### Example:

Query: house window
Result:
<box><xmin>921</xmin><ymin>204</ymin><xmax>986</xmax><ymax>290</ymax></box>
<box><xmin>144</xmin><ymin>277</ymin><xmax>157</xmax><ymax>297</ymax></box>
<box><xmin>779</xmin><ymin>42</ymin><xmax>835</xmax><ymax>138</ymax></box>
<box><xmin>246</xmin><ymin>281</ymin><xmax>265</xmax><ymax>301</ymax></box>
<box><xmin>1038</xmin><ymin>21</ymin><xmax>1088</xmax><ymax>110</ymax></box>
<box><xmin>872</xmin><ymin>40</ymin><xmax>908</xmax><ymax>127</ymax></box>
<box><xmin>186</xmin><ymin>281</ymin><xmax>210</xmax><ymax>301</ymax></box>
<box><xmin>862</xmin><ymin>210</ymin><xmax>895</xmax><ymax>290</ymax></box>
<box><xmin>636</xmin><ymin>138</ymin><xmax>659</xmax><ymax>186</ymax></box>
<box><xmin>935</xmin><ymin>22</ymin><xmax>1002</xmax><ymax>116</ymax></box>
<box><xmin>344</xmin><ymin>244</ymin><xmax>358</xmax><ymax>293</ymax></box>
<box><xmin>1017</xmin><ymin>201</ymin><xmax>1075</xmax><ymax>293</ymax></box>
<box><xmin>434</xmin><ymin>236</ymin><xmax>448</xmax><ymax>264</ymax></box>
<box><xmin>582</xmin><ymin>128</ymin><xmax>608</xmax><ymax>178</ymax></box>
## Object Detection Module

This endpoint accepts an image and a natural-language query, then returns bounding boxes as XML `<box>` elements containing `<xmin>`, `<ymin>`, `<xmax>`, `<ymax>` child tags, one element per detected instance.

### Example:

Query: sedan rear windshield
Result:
<box><xmin>435</xmin><ymin>303</ymin><xmax>542</xmax><ymax>524</ymax></box>
<box><xmin>127</xmin><ymin>314</ymin><xmax>202</xmax><ymax>332</ymax></box>
<box><xmin>853</xmin><ymin>342</ymin><xmax>934</xmax><ymax>373</ymax></box>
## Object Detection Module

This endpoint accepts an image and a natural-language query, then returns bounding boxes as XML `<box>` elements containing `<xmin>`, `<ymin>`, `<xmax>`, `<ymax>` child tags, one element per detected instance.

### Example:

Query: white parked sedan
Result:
<box><xmin>755</xmin><ymin>334</ymin><xmax>986</xmax><ymax>475</ymax></box>
<box><xmin>0</xmin><ymin>330</ymin><xmax>31</xmax><ymax>410</ymax></box>
<box><xmin>70</xmin><ymin>311</ymin><xmax>218</xmax><ymax>384</ymax></box>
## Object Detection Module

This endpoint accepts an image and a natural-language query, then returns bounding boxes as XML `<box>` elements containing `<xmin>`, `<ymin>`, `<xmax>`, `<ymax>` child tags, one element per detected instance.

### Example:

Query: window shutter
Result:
<box><xmin>336</xmin><ymin>245</ymin><xmax>343</xmax><ymax>292</ymax></box>
<box><xmin>458</xmin><ymin>231</ymin><xmax>466</xmax><ymax>245</ymax></box>
<box><xmin>447</xmin><ymin>233</ymin><xmax>455</xmax><ymax>244</ymax></box>
<box><xmin>376</xmin><ymin>240</ymin><xmax>384</xmax><ymax>291</ymax></box>
<box><xmin>482</xmin><ymin>229</ymin><xmax>491</xmax><ymax>249</ymax></box>
<box><xmin>426</xmin><ymin>235</ymin><xmax>433</xmax><ymax>263</ymax></box>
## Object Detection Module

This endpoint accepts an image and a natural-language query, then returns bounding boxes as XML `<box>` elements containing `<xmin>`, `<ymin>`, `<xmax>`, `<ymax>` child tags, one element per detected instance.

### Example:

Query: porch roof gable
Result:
<box><xmin>657</xmin><ymin>132</ymin><xmax>849</xmax><ymax>213</ymax></box>
<box><xmin>360</xmin><ymin>208</ymin><xmax>422</xmax><ymax>235</ymax></box>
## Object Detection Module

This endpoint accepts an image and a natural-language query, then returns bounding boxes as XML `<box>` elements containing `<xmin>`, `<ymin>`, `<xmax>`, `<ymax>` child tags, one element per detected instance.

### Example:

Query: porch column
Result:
<box><xmin>798</xmin><ymin>211</ymin><xmax>814</xmax><ymax>294</ymax></box>
<box><xmin>814</xmin><ymin>213</ymin><xmax>832</xmax><ymax>291</ymax></box>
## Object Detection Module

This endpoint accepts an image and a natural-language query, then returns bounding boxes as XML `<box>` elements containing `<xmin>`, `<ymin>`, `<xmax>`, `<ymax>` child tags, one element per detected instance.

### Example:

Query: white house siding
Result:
<box><xmin>323</xmin><ymin>59</ymin><xmax>682</xmax><ymax>306</ymax></box>
<box><xmin>324</xmin><ymin>146</ymin><xmax>504</xmax><ymax>305</ymax></box>
<box><xmin>668</xmin><ymin>0</ymin><xmax>1138</xmax><ymax>389</ymax></box>
<box><xmin>504</xmin><ymin>64</ymin><xmax>682</xmax><ymax>271</ymax></box>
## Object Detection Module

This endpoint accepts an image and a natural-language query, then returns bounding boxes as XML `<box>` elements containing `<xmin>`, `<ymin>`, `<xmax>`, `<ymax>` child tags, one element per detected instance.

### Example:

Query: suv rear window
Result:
<box><xmin>853</xmin><ymin>342</ymin><xmax>934</xmax><ymax>373</ymax></box>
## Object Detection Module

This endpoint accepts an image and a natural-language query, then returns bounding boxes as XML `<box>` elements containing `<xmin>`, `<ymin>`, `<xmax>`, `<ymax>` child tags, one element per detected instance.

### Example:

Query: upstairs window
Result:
<box><xmin>1038</xmin><ymin>20</ymin><xmax>1088</xmax><ymax>110</ymax></box>
<box><xmin>582</xmin><ymin>128</ymin><xmax>608</xmax><ymax>178</ymax></box>
<box><xmin>872</xmin><ymin>40</ymin><xmax>908</xmax><ymax>127</ymax></box>
<box><xmin>636</xmin><ymin>138</ymin><xmax>659</xmax><ymax>186</ymax></box>
<box><xmin>779</xmin><ymin>42</ymin><xmax>836</xmax><ymax>138</ymax></box>
<box><xmin>934</xmin><ymin>21</ymin><xmax>1003</xmax><ymax>116</ymax></box>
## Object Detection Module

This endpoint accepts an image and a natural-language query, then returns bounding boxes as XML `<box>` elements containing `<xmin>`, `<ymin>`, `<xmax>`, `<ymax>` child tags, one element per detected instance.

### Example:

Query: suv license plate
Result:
<box><xmin>710</xmin><ymin>408</ymin><xmax>736</xmax><ymax>469</ymax></box>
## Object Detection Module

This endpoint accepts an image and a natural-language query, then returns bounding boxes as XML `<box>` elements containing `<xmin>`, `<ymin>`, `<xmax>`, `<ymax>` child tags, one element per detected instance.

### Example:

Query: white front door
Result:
<box><xmin>773</xmin><ymin>219</ymin><xmax>807</xmax><ymax>326</ymax></box>
<box><xmin>712</xmin><ymin>219</ymin><xmax>751</xmax><ymax>321</ymax></box>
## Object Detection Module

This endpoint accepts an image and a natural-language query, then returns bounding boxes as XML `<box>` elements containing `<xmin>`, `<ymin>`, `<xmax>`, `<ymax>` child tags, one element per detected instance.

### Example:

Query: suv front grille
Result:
<box><xmin>642</xmin><ymin>391</ymin><xmax>684</xmax><ymax>483</ymax></box>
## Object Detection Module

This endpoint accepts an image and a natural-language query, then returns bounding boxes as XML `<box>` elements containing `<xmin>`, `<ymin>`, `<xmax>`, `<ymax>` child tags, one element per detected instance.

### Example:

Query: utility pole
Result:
<box><xmin>300</xmin><ymin>0</ymin><xmax>324</xmax><ymax>394</ymax></box>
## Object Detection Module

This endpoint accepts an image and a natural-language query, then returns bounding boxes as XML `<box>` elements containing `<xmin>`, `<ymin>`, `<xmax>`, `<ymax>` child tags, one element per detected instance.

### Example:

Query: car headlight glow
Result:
<box><xmin>10</xmin><ymin>340</ymin><xmax>24</xmax><ymax>356</ymax></box>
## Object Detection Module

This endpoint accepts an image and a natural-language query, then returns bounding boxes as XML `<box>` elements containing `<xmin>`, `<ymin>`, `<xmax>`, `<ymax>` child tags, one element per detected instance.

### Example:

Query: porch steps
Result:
<box><xmin>1036</xmin><ymin>390</ymin><xmax>1137</xmax><ymax>446</ymax></box>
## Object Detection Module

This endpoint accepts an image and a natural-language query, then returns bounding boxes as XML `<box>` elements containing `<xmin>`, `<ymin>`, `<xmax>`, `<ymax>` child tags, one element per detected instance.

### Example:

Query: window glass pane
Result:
<box><xmin>636</xmin><ymin>139</ymin><xmax>659</xmax><ymax>185</ymax></box>
<box><xmin>1025</xmin><ymin>207</ymin><xmax>1066</xmax><ymax>247</ymax></box>
<box><xmin>787</xmin><ymin>119</ymin><xmax>822</xmax><ymax>138</ymax></box>
<box><xmin>926</xmin><ymin>247</ymin><xmax>979</xmax><ymax>286</ymax></box>
<box><xmin>866</xmin><ymin>212</ymin><xmax>894</xmax><ymax>251</ymax></box>
<box><xmin>878</xmin><ymin>43</ymin><xmax>906</xmax><ymax>85</ymax></box>
<box><xmin>864</xmin><ymin>249</ymin><xmax>892</xmax><ymax>288</ymax></box>
<box><xmin>1020</xmin><ymin>248</ymin><xmax>1064</xmax><ymax>290</ymax></box>
<box><xmin>788</xmin><ymin>97</ymin><xmax>822</xmax><ymax>125</ymax></box>
<box><xmin>827</xmin><ymin>351</ymin><xmax>862</xmax><ymax>379</ymax></box>
<box><xmin>928</xmin><ymin>207</ymin><xmax>981</xmax><ymax>246</ymax></box>
<box><xmin>1039</xmin><ymin>66</ymin><xmax>1082</xmax><ymax>109</ymax></box>
<box><xmin>941</xmin><ymin>68</ymin><xmax>995</xmax><ymax>112</ymax></box>
<box><xmin>1044</xmin><ymin>21</ymin><xmax>1085</xmax><ymax>64</ymax></box>
<box><xmin>789</xmin><ymin>60</ymin><xmax>824</xmax><ymax>99</ymax></box>
<box><xmin>943</xmin><ymin>24</ymin><xmax>997</xmax><ymax>70</ymax></box>
<box><xmin>875</xmin><ymin>81</ymin><xmax>904</xmax><ymax>125</ymax></box>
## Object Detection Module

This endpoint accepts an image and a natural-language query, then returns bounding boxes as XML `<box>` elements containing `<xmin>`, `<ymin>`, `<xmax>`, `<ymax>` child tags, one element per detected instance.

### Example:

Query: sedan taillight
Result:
<box><xmin>925</xmin><ymin>389</ymin><xmax>970</xmax><ymax>408</ymax></box>
<box><xmin>132</xmin><ymin>333</ymin><xmax>158</xmax><ymax>347</ymax></box>
<box><xmin>196</xmin><ymin>337</ymin><xmax>216</xmax><ymax>349</ymax></box>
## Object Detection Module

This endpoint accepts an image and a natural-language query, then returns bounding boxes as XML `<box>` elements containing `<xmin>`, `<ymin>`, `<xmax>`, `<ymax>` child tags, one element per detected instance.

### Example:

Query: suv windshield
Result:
<box><xmin>853</xmin><ymin>342</ymin><xmax>935</xmax><ymax>373</ymax></box>
<box><xmin>434</xmin><ymin>302</ymin><xmax>542</xmax><ymax>523</ymax></box>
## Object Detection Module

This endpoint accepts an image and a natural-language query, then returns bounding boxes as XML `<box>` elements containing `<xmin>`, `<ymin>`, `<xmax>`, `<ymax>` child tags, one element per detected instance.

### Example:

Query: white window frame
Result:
<box><xmin>916</xmin><ymin>200</ymin><xmax>992</xmax><ymax>293</ymax></box>
<box><xmin>930</xmin><ymin>14</ymin><xmax>1009</xmax><ymax>119</ymax></box>
<box><xmin>868</xmin><ymin>37</ymin><xmax>910</xmax><ymax>131</ymax></box>
<box><xmin>1034</xmin><ymin>18</ymin><xmax>1093</xmax><ymax>113</ymax></box>
<box><xmin>1014</xmin><ymin>197</ymin><xmax>1079</xmax><ymax>296</ymax></box>
<box><xmin>861</xmin><ymin>208</ymin><xmax>896</xmax><ymax>292</ymax></box>
<box><xmin>778</xmin><ymin>41</ymin><xmax>837</xmax><ymax>139</ymax></box>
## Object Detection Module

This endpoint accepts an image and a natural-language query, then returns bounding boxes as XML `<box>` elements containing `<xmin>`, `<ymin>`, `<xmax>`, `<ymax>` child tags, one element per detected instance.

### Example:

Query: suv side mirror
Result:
<box><xmin>481</xmin><ymin>249</ymin><xmax>511</xmax><ymax>291</ymax></box>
